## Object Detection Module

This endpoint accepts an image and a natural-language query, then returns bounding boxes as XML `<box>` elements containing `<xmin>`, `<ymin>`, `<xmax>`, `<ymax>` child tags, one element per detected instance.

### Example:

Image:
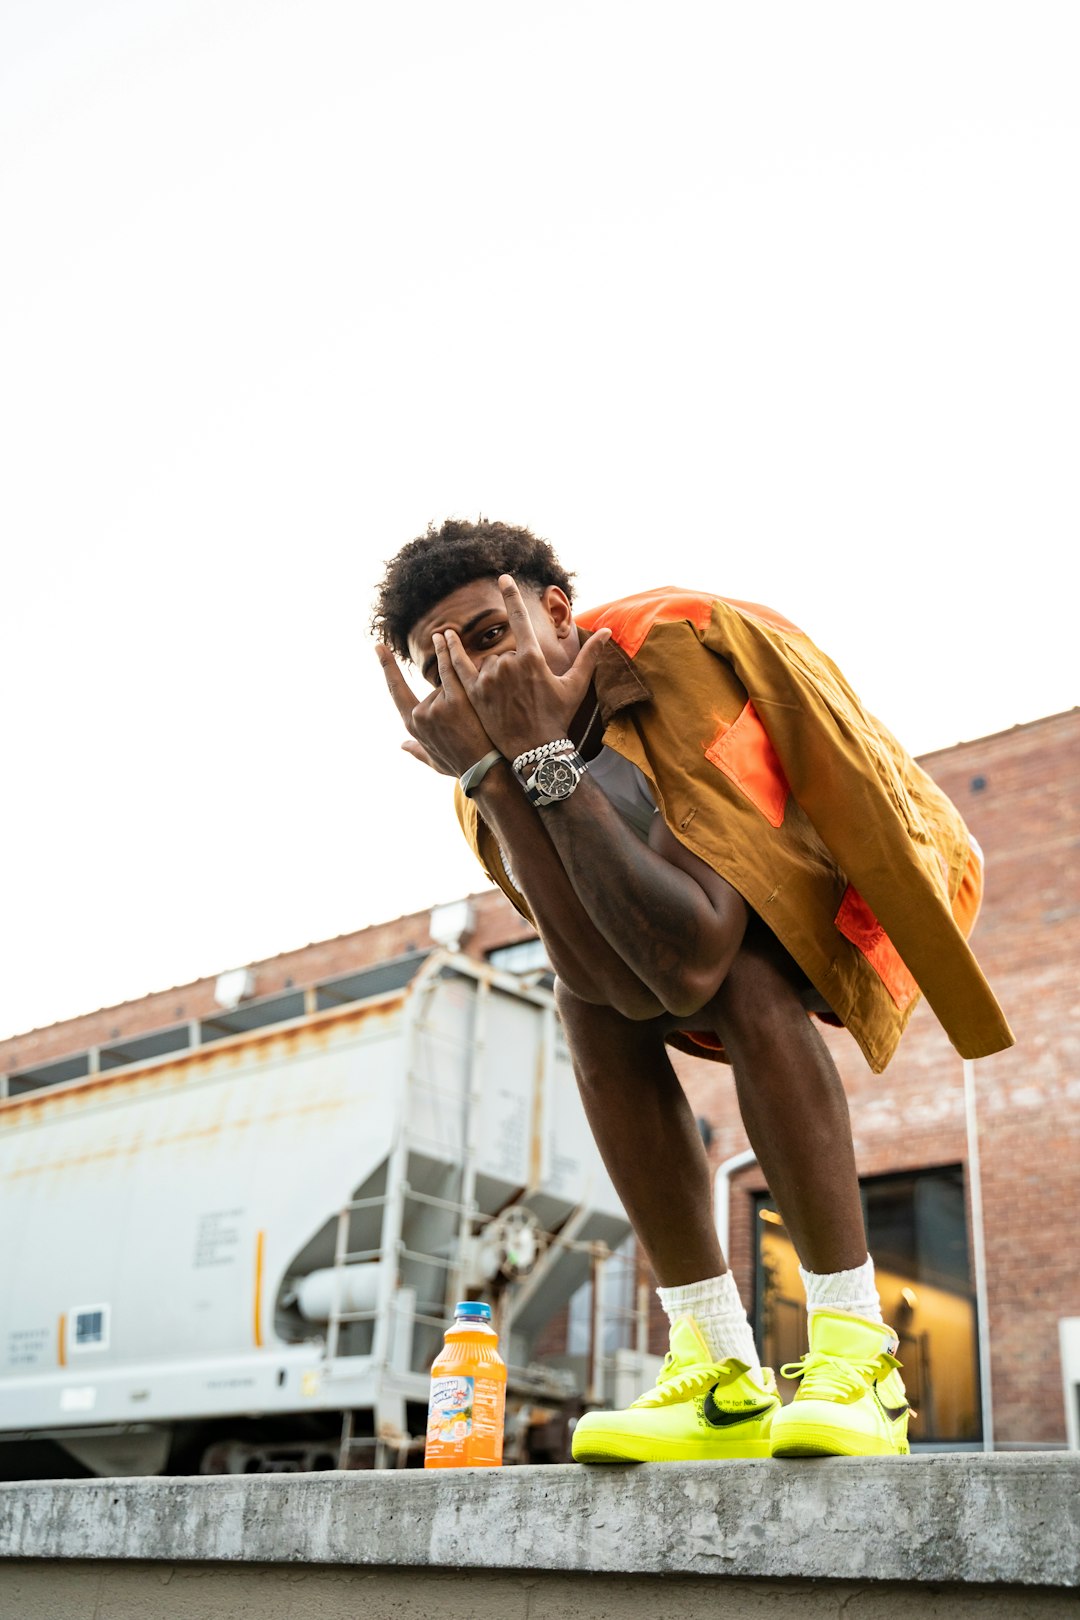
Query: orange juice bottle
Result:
<box><xmin>424</xmin><ymin>1300</ymin><xmax>507</xmax><ymax>1468</ymax></box>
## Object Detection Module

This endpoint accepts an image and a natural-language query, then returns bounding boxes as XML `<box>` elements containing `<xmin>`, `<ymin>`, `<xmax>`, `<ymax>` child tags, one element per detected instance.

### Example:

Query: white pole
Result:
<box><xmin>963</xmin><ymin>1057</ymin><xmax>995</xmax><ymax>1452</ymax></box>
<box><xmin>713</xmin><ymin>1147</ymin><xmax>759</xmax><ymax>1263</ymax></box>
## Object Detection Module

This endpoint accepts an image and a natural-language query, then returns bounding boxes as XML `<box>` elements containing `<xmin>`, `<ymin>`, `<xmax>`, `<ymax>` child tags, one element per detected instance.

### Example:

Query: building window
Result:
<box><xmin>754</xmin><ymin>1165</ymin><xmax>981</xmax><ymax>1444</ymax></box>
<box><xmin>487</xmin><ymin>939</ymin><xmax>550</xmax><ymax>974</ymax></box>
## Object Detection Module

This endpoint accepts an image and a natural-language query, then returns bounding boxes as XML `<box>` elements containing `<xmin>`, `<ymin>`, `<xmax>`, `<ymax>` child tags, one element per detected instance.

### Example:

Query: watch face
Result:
<box><xmin>534</xmin><ymin>754</ymin><xmax>579</xmax><ymax>799</ymax></box>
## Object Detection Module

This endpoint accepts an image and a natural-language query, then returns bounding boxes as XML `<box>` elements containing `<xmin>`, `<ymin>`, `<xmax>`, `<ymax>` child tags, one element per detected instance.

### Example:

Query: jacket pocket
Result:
<box><xmin>835</xmin><ymin>885</ymin><xmax>919</xmax><ymax>1010</ymax></box>
<box><xmin>704</xmin><ymin>701</ymin><xmax>789</xmax><ymax>828</ymax></box>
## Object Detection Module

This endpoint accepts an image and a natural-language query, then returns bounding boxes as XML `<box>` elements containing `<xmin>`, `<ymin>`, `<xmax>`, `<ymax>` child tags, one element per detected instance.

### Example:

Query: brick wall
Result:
<box><xmin>675</xmin><ymin>708</ymin><xmax>1079</xmax><ymax>1444</ymax></box>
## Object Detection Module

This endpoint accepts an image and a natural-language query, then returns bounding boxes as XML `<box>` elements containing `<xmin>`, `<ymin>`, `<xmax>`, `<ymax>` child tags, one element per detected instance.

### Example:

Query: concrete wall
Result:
<box><xmin>3</xmin><ymin>1562</ymin><xmax>1078</xmax><ymax>1618</ymax></box>
<box><xmin>1</xmin><ymin>1457</ymin><xmax>1077</xmax><ymax>1617</ymax></box>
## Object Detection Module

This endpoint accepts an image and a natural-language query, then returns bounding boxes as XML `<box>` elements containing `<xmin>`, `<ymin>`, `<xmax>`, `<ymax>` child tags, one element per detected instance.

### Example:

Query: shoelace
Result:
<box><xmin>632</xmin><ymin>1359</ymin><xmax>734</xmax><ymax>1409</ymax></box>
<box><xmin>780</xmin><ymin>1351</ymin><xmax>875</xmax><ymax>1402</ymax></box>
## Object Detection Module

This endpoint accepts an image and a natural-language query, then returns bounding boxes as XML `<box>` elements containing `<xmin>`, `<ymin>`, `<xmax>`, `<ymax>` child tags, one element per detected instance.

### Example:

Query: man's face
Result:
<box><xmin>406</xmin><ymin>577</ymin><xmax>577</xmax><ymax>687</ymax></box>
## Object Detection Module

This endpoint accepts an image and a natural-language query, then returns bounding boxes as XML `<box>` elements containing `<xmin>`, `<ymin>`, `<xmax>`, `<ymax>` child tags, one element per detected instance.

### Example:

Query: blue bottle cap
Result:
<box><xmin>454</xmin><ymin>1300</ymin><xmax>492</xmax><ymax>1320</ymax></box>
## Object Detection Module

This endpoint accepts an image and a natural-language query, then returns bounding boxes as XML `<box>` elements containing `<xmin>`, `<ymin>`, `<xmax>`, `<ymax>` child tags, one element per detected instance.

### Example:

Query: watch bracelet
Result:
<box><xmin>511</xmin><ymin>737</ymin><xmax>574</xmax><ymax>775</ymax></box>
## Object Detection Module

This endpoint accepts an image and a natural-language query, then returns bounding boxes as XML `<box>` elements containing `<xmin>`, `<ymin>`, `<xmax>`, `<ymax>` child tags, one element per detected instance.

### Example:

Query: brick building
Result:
<box><xmin>679</xmin><ymin>706</ymin><xmax>1079</xmax><ymax>1448</ymax></box>
<box><xmin>2</xmin><ymin>709</ymin><xmax>1075</xmax><ymax>1448</ymax></box>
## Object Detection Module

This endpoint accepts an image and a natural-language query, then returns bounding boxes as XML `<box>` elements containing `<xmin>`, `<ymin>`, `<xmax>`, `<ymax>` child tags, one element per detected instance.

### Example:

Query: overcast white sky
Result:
<box><xmin>2</xmin><ymin>1</ymin><xmax>1077</xmax><ymax>1040</ymax></box>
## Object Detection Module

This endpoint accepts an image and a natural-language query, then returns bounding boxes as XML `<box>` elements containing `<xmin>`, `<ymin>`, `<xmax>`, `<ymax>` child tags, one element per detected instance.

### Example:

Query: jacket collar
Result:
<box><xmin>582</xmin><ymin>631</ymin><xmax>652</xmax><ymax>721</ymax></box>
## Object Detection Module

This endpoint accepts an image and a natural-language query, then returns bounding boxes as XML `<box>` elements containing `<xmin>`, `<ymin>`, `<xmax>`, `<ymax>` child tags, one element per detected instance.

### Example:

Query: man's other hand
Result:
<box><xmin>375</xmin><ymin>640</ymin><xmax>493</xmax><ymax>779</ymax></box>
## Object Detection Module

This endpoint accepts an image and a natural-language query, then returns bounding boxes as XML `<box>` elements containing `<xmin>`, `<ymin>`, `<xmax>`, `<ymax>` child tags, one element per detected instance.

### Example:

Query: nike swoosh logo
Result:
<box><xmin>878</xmin><ymin>1401</ymin><xmax>910</xmax><ymax>1423</ymax></box>
<box><xmin>703</xmin><ymin>1391</ymin><xmax>776</xmax><ymax>1429</ymax></box>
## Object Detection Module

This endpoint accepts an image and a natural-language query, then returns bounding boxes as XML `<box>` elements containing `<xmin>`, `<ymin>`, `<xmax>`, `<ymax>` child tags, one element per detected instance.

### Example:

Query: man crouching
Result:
<box><xmin>373</xmin><ymin>517</ymin><xmax>1011</xmax><ymax>1462</ymax></box>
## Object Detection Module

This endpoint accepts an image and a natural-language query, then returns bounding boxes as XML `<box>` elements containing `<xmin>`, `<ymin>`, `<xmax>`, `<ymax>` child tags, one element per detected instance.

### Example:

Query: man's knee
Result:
<box><xmin>554</xmin><ymin>977</ymin><xmax>669</xmax><ymax>1069</ymax></box>
<box><xmin>554</xmin><ymin>975</ymin><xmax>596</xmax><ymax>1029</ymax></box>
<box><xmin>556</xmin><ymin>974</ymin><xmax>629</xmax><ymax>1032</ymax></box>
<box><xmin>706</xmin><ymin>942</ymin><xmax>815</xmax><ymax>1059</ymax></box>
<box><xmin>554</xmin><ymin>974</ymin><xmax>660</xmax><ymax>1029</ymax></box>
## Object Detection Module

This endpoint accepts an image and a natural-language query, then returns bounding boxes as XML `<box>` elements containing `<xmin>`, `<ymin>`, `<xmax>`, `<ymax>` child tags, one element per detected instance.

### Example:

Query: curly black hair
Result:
<box><xmin>371</xmin><ymin>517</ymin><xmax>575</xmax><ymax>660</ymax></box>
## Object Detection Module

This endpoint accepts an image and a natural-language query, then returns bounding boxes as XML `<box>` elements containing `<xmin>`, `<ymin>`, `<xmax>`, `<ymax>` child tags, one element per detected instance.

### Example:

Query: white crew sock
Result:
<box><xmin>799</xmin><ymin>1255</ymin><xmax>883</xmax><ymax>1323</ymax></box>
<box><xmin>656</xmin><ymin>1272</ymin><xmax>763</xmax><ymax>1377</ymax></box>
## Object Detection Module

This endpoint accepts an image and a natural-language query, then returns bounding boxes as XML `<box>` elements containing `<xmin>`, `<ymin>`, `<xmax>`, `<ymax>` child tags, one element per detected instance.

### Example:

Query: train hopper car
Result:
<box><xmin>0</xmin><ymin>952</ymin><xmax>630</xmax><ymax>1475</ymax></box>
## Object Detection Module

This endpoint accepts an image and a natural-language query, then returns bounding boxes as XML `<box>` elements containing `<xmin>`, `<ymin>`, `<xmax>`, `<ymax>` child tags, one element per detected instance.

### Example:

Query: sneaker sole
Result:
<box><xmin>572</xmin><ymin>1434</ymin><xmax>773</xmax><ymax>1463</ymax></box>
<box><xmin>771</xmin><ymin>1422</ymin><xmax>909</xmax><ymax>1459</ymax></box>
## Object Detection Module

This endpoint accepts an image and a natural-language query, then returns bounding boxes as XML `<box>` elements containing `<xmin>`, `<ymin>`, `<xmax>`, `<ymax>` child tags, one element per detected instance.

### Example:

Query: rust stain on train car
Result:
<box><xmin>6</xmin><ymin>1094</ymin><xmax>360</xmax><ymax>1179</ymax></box>
<box><xmin>0</xmin><ymin>994</ymin><xmax>406</xmax><ymax>1126</ymax></box>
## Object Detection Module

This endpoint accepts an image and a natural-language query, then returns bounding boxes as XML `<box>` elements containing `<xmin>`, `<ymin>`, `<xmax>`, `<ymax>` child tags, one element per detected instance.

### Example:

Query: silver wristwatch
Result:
<box><xmin>524</xmin><ymin>749</ymin><xmax>588</xmax><ymax>807</ymax></box>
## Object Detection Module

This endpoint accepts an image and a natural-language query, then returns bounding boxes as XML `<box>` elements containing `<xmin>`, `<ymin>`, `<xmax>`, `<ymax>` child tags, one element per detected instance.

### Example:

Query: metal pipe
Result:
<box><xmin>713</xmin><ymin>1147</ymin><xmax>758</xmax><ymax>1264</ymax></box>
<box><xmin>635</xmin><ymin>1243</ymin><xmax>651</xmax><ymax>1355</ymax></box>
<box><xmin>506</xmin><ymin>1203</ymin><xmax>591</xmax><ymax>1325</ymax></box>
<box><xmin>446</xmin><ymin>974</ymin><xmax>488</xmax><ymax>1313</ymax></box>
<box><xmin>369</xmin><ymin>955</ymin><xmax>444</xmax><ymax>1380</ymax></box>
<box><xmin>402</xmin><ymin>1186</ymin><xmax>486</xmax><ymax>1217</ymax></box>
<box><xmin>586</xmin><ymin>1243</ymin><xmax>608</xmax><ymax>1406</ymax></box>
<box><xmin>324</xmin><ymin>1206</ymin><xmax>350</xmax><ymax>1364</ymax></box>
<box><xmin>963</xmin><ymin>1057</ymin><xmax>995</xmax><ymax>1452</ymax></box>
<box><xmin>295</xmin><ymin>1265</ymin><xmax>383</xmax><ymax>1322</ymax></box>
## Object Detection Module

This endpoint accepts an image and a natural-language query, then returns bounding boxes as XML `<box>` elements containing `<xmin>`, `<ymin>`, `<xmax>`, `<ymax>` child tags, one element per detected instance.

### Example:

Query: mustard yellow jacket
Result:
<box><xmin>455</xmin><ymin>587</ymin><xmax>1013</xmax><ymax>1073</ymax></box>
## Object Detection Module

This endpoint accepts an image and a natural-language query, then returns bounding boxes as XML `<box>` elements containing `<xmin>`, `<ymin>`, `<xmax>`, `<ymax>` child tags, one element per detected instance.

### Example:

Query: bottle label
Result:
<box><xmin>472</xmin><ymin>1377</ymin><xmax>506</xmax><ymax>1448</ymax></box>
<box><xmin>427</xmin><ymin>1375</ymin><xmax>474</xmax><ymax>1446</ymax></box>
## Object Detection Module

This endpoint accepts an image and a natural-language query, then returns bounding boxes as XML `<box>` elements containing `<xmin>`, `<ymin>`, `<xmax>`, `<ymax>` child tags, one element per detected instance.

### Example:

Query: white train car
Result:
<box><xmin>0</xmin><ymin>952</ymin><xmax>630</xmax><ymax>1475</ymax></box>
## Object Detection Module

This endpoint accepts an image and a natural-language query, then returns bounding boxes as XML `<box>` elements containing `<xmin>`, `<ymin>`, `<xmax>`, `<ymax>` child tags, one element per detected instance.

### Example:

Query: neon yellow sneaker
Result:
<box><xmin>769</xmin><ymin>1310</ymin><xmax>912</xmax><ymax>1458</ymax></box>
<box><xmin>571</xmin><ymin>1317</ymin><xmax>779</xmax><ymax>1463</ymax></box>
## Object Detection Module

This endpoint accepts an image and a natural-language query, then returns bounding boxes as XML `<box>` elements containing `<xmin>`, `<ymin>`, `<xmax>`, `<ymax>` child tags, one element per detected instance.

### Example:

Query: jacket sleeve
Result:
<box><xmin>705</xmin><ymin>599</ymin><xmax>1014</xmax><ymax>1060</ymax></box>
<box><xmin>453</xmin><ymin>783</ymin><xmax>537</xmax><ymax>926</ymax></box>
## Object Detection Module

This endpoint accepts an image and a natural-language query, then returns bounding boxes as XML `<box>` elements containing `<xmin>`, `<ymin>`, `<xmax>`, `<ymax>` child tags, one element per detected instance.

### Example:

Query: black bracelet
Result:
<box><xmin>459</xmin><ymin>750</ymin><xmax>504</xmax><ymax>798</ymax></box>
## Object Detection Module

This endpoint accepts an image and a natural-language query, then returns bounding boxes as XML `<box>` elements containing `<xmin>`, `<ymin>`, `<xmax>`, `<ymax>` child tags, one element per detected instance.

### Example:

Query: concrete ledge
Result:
<box><xmin>4</xmin><ymin>1563</ymin><xmax>1079</xmax><ymax>1620</ymax></box>
<box><xmin>1</xmin><ymin>1457</ymin><xmax>1078</xmax><ymax>1589</ymax></box>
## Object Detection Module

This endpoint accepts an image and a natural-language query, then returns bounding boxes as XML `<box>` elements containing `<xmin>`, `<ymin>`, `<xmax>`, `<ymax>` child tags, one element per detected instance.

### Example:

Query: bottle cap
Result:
<box><xmin>453</xmin><ymin>1300</ymin><xmax>492</xmax><ymax>1321</ymax></box>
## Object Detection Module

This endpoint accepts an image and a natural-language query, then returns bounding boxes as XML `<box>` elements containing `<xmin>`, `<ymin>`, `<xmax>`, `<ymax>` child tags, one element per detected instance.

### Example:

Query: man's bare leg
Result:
<box><xmin>555</xmin><ymin>927</ymin><xmax>868</xmax><ymax>1284</ymax></box>
<box><xmin>554</xmin><ymin>980</ymin><xmax>724</xmax><ymax>1286</ymax></box>
<box><xmin>707</xmin><ymin>925</ymin><xmax>869</xmax><ymax>1275</ymax></box>
<box><xmin>563</xmin><ymin>969</ymin><xmax>782</xmax><ymax>1458</ymax></box>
